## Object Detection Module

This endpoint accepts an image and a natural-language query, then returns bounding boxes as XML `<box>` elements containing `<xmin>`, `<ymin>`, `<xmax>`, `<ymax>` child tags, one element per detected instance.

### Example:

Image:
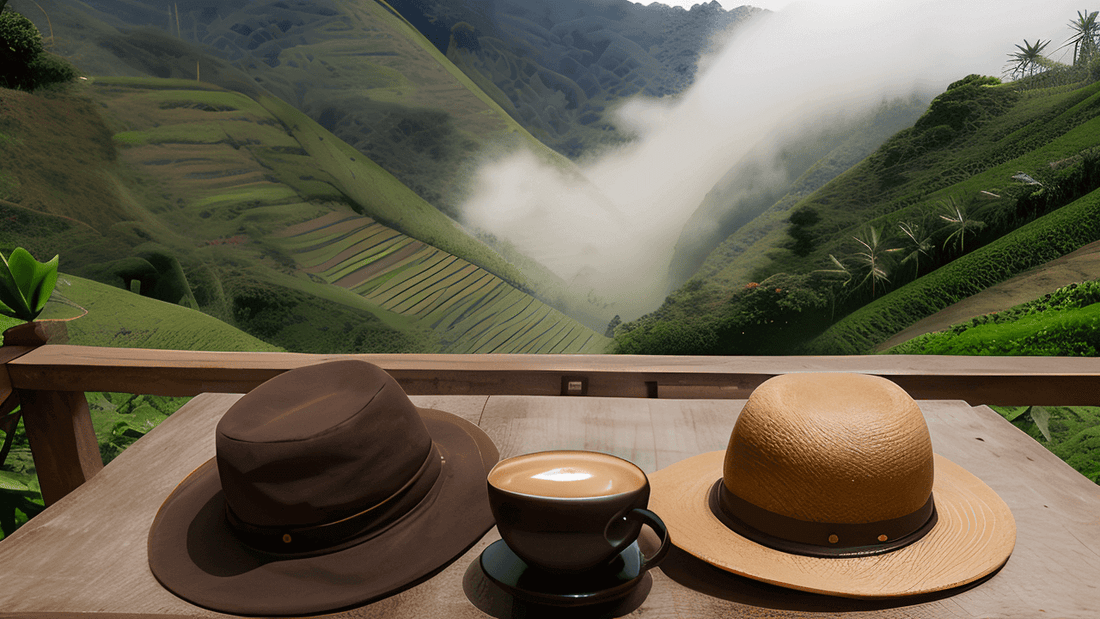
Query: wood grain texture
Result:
<box><xmin>17</xmin><ymin>388</ymin><xmax>102</xmax><ymax>505</ymax></box>
<box><xmin>0</xmin><ymin>395</ymin><xmax>1097</xmax><ymax>618</ymax></box>
<box><xmin>0</xmin><ymin>345</ymin><xmax>33</xmax><ymax>417</ymax></box>
<box><xmin>8</xmin><ymin>346</ymin><xmax>1100</xmax><ymax>404</ymax></box>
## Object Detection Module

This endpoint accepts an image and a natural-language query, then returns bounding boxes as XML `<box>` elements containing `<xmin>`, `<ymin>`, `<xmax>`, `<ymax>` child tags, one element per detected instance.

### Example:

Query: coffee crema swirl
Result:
<box><xmin>488</xmin><ymin>451</ymin><xmax>646</xmax><ymax>498</ymax></box>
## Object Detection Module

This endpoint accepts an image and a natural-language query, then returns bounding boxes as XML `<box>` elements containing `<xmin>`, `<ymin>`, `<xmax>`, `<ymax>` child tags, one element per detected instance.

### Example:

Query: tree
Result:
<box><xmin>1064</xmin><ymin>10</ymin><xmax>1100</xmax><ymax>66</ymax></box>
<box><xmin>897</xmin><ymin>219</ymin><xmax>934</xmax><ymax>279</ymax></box>
<box><xmin>0</xmin><ymin>6</ymin><xmax>74</xmax><ymax>91</ymax></box>
<box><xmin>1005</xmin><ymin>39</ymin><xmax>1050</xmax><ymax>80</ymax></box>
<box><xmin>938</xmin><ymin>196</ymin><xmax>985</xmax><ymax>255</ymax></box>
<box><xmin>851</xmin><ymin>226</ymin><xmax>900</xmax><ymax>297</ymax></box>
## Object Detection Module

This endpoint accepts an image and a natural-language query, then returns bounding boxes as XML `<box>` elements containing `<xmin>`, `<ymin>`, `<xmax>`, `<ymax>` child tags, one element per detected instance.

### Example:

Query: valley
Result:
<box><xmin>2</xmin><ymin>0</ymin><xmax>1100</xmax><ymax>528</ymax></box>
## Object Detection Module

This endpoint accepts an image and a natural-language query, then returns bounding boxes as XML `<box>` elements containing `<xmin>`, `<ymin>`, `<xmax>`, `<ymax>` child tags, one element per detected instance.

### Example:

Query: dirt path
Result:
<box><xmin>875</xmin><ymin>240</ymin><xmax>1100</xmax><ymax>351</ymax></box>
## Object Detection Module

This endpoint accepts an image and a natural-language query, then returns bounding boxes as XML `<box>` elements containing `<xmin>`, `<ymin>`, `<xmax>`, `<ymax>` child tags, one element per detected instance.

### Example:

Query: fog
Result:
<box><xmin>463</xmin><ymin>0</ymin><xmax>1084</xmax><ymax>321</ymax></box>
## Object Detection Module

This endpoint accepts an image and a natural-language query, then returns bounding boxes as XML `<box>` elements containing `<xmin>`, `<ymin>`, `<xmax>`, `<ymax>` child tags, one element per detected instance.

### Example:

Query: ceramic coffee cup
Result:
<box><xmin>487</xmin><ymin>450</ymin><xmax>671</xmax><ymax>574</ymax></box>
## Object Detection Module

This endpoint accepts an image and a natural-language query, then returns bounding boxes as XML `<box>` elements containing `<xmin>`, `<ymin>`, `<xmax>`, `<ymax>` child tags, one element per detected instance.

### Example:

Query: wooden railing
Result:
<box><xmin>3</xmin><ymin>341</ymin><xmax>1100</xmax><ymax>506</ymax></box>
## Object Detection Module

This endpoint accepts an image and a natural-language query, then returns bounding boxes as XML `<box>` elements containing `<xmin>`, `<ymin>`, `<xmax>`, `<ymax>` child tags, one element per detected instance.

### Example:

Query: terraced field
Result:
<box><xmin>274</xmin><ymin>211</ymin><xmax>611</xmax><ymax>353</ymax></box>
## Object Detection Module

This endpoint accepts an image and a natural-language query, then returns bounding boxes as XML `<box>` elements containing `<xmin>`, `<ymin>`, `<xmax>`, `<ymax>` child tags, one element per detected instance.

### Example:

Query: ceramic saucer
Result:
<box><xmin>478</xmin><ymin>539</ymin><xmax>647</xmax><ymax>607</ymax></box>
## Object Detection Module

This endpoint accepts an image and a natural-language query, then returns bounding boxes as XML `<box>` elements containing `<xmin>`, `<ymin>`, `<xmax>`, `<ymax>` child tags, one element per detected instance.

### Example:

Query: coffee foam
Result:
<box><xmin>489</xmin><ymin>451</ymin><xmax>646</xmax><ymax>498</ymax></box>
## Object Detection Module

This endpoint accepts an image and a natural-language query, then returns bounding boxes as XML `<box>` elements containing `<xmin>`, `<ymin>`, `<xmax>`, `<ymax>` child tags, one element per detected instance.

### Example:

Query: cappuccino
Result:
<box><xmin>488</xmin><ymin>451</ymin><xmax>646</xmax><ymax>498</ymax></box>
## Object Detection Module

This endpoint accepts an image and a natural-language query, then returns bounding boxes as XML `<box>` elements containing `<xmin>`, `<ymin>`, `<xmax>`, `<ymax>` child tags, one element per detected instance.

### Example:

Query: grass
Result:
<box><xmin>803</xmin><ymin>187</ymin><xmax>1100</xmax><ymax>354</ymax></box>
<box><xmin>881</xmin><ymin>279</ymin><xmax>1100</xmax><ymax>484</ymax></box>
<box><xmin>0</xmin><ymin>272</ymin><xmax>282</xmax><ymax>540</ymax></box>
<box><xmin>253</xmin><ymin>92</ymin><xmax>530</xmax><ymax>289</ymax></box>
<box><xmin>885</xmin><ymin>279</ymin><xmax>1100</xmax><ymax>356</ymax></box>
<box><xmin>621</xmin><ymin>77</ymin><xmax>1100</xmax><ymax>356</ymax></box>
<box><xmin>272</xmin><ymin>212</ymin><xmax>611</xmax><ymax>353</ymax></box>
<box><xmin>2</xmin><ymin>273</ymin><xmax>282</xmax><ymax>351</ymax></box>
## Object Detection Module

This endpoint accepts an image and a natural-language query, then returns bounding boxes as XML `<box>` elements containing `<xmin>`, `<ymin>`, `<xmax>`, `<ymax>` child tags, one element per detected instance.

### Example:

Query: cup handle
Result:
<box><xmin>624</xmin><ymin>507</ymin><xmax>671</xmax><ymax>573</ymax></box>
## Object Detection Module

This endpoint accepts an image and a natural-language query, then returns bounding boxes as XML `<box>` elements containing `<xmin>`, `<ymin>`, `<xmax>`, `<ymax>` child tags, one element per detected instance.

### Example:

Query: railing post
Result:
<box><xmin>4</xmin><ymin>322</ymin><xmax>102</xmax><ymax>506</ymax></box>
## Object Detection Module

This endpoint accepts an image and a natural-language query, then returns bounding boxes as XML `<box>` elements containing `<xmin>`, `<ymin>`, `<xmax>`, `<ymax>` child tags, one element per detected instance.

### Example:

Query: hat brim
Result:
<box><xmin>649</xmin><ymin>451</ymin><xmax>1015</xmax><ymax>598</ymax></box>
<box><xmin>147</xmin><ymin>408</ymin><xmax>499</xmax><ymax>616</ymax></box>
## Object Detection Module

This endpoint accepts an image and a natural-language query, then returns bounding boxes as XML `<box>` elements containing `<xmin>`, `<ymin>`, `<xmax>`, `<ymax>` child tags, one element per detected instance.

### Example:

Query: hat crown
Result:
<box><xmin>215</xmin><ymin>360</ymin><xmax>434</xmax><ymax>529</ymax></box>
<box><xmin>723</xmin><ymin>373</ymin><xmax>933</xmax><ymax>524</ymax></box>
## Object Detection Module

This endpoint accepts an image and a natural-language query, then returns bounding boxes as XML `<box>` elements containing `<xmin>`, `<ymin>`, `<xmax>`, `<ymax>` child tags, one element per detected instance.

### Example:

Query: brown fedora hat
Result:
<box><xmin>147</xmin><ymin>359</ymin><xmax>499</xmax><ymax>616</ymax></box>
<box><xmin>649</xmin><ymin>373</ymin><xmax>1015</xmax><ymax>598</ymax></box>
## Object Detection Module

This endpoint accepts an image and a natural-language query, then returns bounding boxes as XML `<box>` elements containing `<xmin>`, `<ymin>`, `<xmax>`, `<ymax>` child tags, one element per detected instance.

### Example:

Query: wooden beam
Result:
<box><xmin>6</xmin><ymin>346</ymin><xmax>1100</xmax><ymax>405</ymax></box>
<box><xmin>0</xmin><ymin>345</ymin><xmax>35</xmax><ymax>417</ymax></box>
<box><xmin>17</xmin><ymin>388</ymin><xmax>102</xmax><ymax>506</ymax></box>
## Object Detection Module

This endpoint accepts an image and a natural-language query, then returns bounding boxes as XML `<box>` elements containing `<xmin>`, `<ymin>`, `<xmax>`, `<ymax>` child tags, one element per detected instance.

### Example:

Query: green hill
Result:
<box><xmin>0</xmin><ymin>75</ymin><xmax>609</xmax><ymax>354</ymax></box>
<box><xmin>0</xmin><ymin>273</ymin><xmax>279</xmax><ymax>539</ymax></box>
<box><xmin>616</xmin><ymin>74</ymin><xmax>1100</xmax><ymax>355</ymax></box>
<box><xmin>1</xmin><ymin>273</ymin><xmax>281</xmax><ymax>351</ymax></box>
<box><xmin>882</xmin><ymin>279</ymin><xmax>1100</xmax><ymax>484</ymax></box>
<box><xmin>10</xmin><ymin>0</ymin><xmax>575</xmax><ymax>220</ymax></box>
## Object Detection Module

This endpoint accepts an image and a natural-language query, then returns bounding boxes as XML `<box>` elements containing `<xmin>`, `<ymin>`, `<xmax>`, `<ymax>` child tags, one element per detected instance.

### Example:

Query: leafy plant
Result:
<box><xmin>897</xmin><ymin>219</ymin><xmax>934</xmax><ymax>279</ymax></box>
<box><xmin>0</xmin><ymin>472</ymin><xmax>43</xmax><ymax>539</ymax></box>
<box><xmin>938</xmin><ymin>196</ymin><xmax>985</xmax><ymax>255</ymax></box>
<box><xmin>0</xmin><ymin>6</ymin><xmax>74</xmax><ymax>91</ymax></box>
<box><xmin>0</xmin><ymin>8</ymin><xmax>43</xmax><ymax>90</ymax></box>
<box><xmin>1063</xmin><ymin>10</ymin><xmax>1100</xmax><ymax>66</ymax></box>
<box><xmin>851</xmin><ymin>226</ymin><xmax>899</xmax><ymax>297</ymax></box>
<box><xmin>1005</xmin><ymin>38</ymin><xmax>1050</xmax><ymax>80</ymax></box>
<box><xmin>0</xmin><ymin>248</ymin><xmax>59</xmax><ymax>322</ymax></box>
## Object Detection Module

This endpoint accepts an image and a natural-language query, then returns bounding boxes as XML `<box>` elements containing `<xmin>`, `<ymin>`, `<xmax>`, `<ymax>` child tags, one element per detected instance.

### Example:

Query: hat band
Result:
<box><xmin>709</xmin><ymin>480</ymin><xmax>938</xmax><ymax>558</ymax></box>
<box><xmin>226</xmin><ymin>443</ymin><xmax>444</xmax><ymax>556</ymax></box>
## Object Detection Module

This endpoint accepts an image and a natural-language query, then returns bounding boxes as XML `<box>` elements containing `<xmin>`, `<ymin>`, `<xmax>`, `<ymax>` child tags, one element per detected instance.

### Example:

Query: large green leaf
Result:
<box><xmin>0</xmin><ymin>471</ymin><xmax>30</xmax><ymax>493</ymax></box>
<box><xmin>0</xmin><ymin>248</ymin><xmax>58</xmax><ymax>321</ymax></box>
<box><xmin>1002</xmin><ymin>406</ymin><xmax>1031</xmax><ymax>422</ymax></box>
<box><xmin>0</xmin><ymin>252</ymin><xmax>32</xmax><ymax>321</ymax></box>
<box><xmin>1031</xmin><ymin>406</ymin><xmax>1053</xmax><ymax>442</ymax></box>
<box><xmin>30</xmin><ymin>254</ymin><xmax>59</xmax><ymax>314</ymax></box>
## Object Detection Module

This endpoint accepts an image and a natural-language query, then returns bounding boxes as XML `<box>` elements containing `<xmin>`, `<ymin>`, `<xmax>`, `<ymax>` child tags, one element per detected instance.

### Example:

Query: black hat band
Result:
<box><xmin>708</xmin><ymin>480</ymin><xmax>938</xmax><ymax>558</ymax></box>
<box><xmin>226</xmin><ymin>443</ymin><xmax>444</xmax><ymax>556</ymax></box>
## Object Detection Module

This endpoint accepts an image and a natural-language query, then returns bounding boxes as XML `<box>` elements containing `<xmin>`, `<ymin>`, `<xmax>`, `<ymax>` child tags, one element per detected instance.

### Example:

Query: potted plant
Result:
<box><xmin>1</xmin><ymin>247</ymin><xmax>61</xmax><ymax>346</ymax></box>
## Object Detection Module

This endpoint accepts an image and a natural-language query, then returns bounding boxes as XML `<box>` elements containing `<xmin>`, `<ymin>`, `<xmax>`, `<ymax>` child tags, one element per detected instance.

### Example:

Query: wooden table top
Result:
<box><xmin>1</xmin><ymin>393</ymin><xmax>1098</xmax><ymax>618</ymax></box>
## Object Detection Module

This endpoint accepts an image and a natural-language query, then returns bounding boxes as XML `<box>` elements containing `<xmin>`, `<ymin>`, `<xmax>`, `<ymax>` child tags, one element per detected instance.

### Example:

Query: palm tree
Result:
<box><xmin>851</xmin><ymin>226</ymin><xmax>900</xmax><ymax>297</ymax></box>
<box><xmin>897</xmin><ymin>220</ymin><xmax>934</xmax><ymax>279</ymax></box>
<box><xmin>1006</xmin><ymin>39</ymin><xmax>1051</xmax><ymax>80</ymax></box>
<box><xmin>819</xmin><ymin>254</ymin><xmax>853</xmax><ymax>288</ymax></box>
<box><xmin>1064</xmin><ymin>10</ymin><xmax>1100</xmax><ymax>66</ymax></box>
<box><xmin>938</xmin><ymin>197</ymin><xmax>985</xmax><ymax>255</ymax></box>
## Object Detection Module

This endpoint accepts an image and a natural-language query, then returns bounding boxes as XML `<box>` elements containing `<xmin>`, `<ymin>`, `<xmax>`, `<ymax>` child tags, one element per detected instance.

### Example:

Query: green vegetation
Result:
<box><xmin>0</xmin><ymin>247</ymin><xmax>58</xmax><ymax>321</ymax></box>
<box><xmin>618</xmin><ymin>71</ymin><xmax>1100</xmax><ymax>356</ymax></box>
<box><xmin>0</xmin><ymin>273</ymin><xmax>283</xmax><ymax>539</ymax></box>
<box><xmin>886</xmin><ymin>279</ymin><xmax>1100</xmax><ymax>356</ymax></box>
<box><xmin>0</xmin><ymin>4</ymin><xmax>75</xmax><ymax>91</ymax></box>
<box><xmin>804</xmin><ymin>186</ymin><xmax>1100</xmax><ymax>354</ymax></box>
<box><xmin>1006</xmin><ymin>39</ymin><xmax>1051</xmax><ymax>80</ymax></box>
<box><xmin>2</xmin><ymin>75</ymin><xmax>607</xmax><ymax>357</ymax></box>
<box><xmin>882</xmin><ymin>280</ymin><xmax>1100</xmax><ymax>484</ymax></box>
<box><xmin>995</xmin><ymin>404</ymin><xmax>1100</xmax><ymax>483</ymax></box>
<box><xmin>253</xmin><ymin>92</ymin><xmax>528</xmax><ymax>289</ymax></box>
<box><xmin>272</xmin><ymin>213</ymin><xmax>610</xmax><ymax>353</ymax></box>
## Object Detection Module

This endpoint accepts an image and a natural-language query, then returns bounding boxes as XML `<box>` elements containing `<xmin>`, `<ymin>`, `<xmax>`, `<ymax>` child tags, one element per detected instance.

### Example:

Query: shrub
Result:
<box><xmin>803</xmin><ymin>188</ymin><xmax>1100</xmax><ymax>354</ymax></box>
<box><xmin>26</xmin><ymin>52</ymin><xmax>76</xmax><ymax>89</ymax></box>
<box><xmin>0</xmin><ymin>9</ymin><xmax>75</xmax><ymax>91</ymax></box>
<box><xmin>0</xmin><ymin>9</ymin><xmax>43</xmax><ymax>90</ymax></box>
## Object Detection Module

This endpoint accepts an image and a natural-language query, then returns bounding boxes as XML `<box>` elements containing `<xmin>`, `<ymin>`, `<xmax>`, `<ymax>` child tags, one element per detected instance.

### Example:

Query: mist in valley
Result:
<box><xmin>462</xmin><ymin>0</ymin><xmax>1083</xmax><ymax>321</ymax></box>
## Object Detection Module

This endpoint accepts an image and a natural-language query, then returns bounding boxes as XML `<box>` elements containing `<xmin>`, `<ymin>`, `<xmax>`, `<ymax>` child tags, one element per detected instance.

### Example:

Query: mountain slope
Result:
<box><xmin>1</xmin><ymin>76</ymin><xmax>609</xmax><ymax>353</ymax></box>
<box><xmin>616</xmin><ymin>76</ymin><xmax>1100</xmax><ymax>354</ymax></box>
<box><xmin>389</xmin><ymin>0</ymin><xmax>762</xmax><ymax>157</ymax></box>
<box><xmin>875</xmin><ymin>239</ymin><xmax>1100</xmax><ymax>351</ymax></box>
<box><xmin>13</xmin><ymin>0</ymin><xmax>573</xmax><ymax>220</ymax></box>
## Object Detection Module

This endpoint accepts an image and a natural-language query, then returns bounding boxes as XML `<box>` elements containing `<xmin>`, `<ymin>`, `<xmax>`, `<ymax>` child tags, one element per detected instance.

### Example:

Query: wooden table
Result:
<box><xmin>1</xmin><ymin>393</ymin><xmax>1098</xmax><ymax>618</ymax></box>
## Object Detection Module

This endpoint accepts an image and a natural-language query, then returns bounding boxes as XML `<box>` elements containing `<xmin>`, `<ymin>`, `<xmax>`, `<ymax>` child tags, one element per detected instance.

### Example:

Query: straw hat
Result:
<box><xmin>147</xmin><ymin>359</ymin><xmax>499</xmax><ymax>615</ymax></box>
<box><xmin>649</xmin><ymin>372</ymin><xmax>1015</xmax><ymax>598</ymax></box>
